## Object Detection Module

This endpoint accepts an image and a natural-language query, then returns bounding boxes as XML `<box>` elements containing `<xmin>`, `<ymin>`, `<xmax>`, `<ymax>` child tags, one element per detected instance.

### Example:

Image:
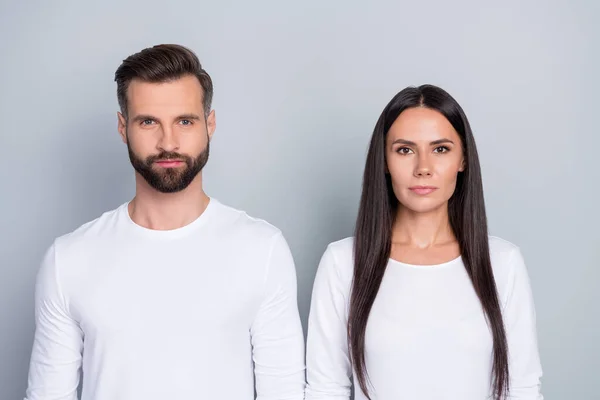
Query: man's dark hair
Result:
<box><xmin>114</xmin><ymin>44</ymin><xmax>213</xmax><ymax>119</ymax></box>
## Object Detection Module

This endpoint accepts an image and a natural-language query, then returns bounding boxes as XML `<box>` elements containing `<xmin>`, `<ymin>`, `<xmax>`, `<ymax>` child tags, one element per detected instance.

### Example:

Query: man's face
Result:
<box><xmin>118</xmin><ymin>74</ymin><xmax>216</xmax><ymax>193</ymax></box>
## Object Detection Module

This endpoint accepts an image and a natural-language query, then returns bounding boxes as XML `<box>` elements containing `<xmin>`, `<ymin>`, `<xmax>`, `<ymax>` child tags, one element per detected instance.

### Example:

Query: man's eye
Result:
<box><xmin>180</xmin><ymin>120</ymin><xmax>192</xmax><ymax>125</ymax></box>
<box><xmin>142</xmin><ymin>119</ymin><xmax>154</xmax><ymax>125</ymax></box>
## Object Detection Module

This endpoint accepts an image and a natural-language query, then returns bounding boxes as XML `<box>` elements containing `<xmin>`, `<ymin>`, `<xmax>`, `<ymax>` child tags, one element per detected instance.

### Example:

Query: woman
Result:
<box><xmin>305</xmin><ymin>84</ymin><xmax>543</xmax><ymax>399</ymax></box>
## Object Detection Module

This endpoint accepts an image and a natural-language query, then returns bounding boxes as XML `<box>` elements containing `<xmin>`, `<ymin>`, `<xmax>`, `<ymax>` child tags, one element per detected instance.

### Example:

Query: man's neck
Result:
<box><xmin>128</xmin><ymin>174</ymin><xmax>210</xmax><ymax>231</ymax></box>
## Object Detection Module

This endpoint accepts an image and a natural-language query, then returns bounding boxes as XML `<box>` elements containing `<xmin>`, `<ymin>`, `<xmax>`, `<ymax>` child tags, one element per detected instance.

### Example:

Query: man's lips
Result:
<box><xmin>154</xmin><ymin>159</ymin><xmax>184</xmax><ymax>168</ymax></box>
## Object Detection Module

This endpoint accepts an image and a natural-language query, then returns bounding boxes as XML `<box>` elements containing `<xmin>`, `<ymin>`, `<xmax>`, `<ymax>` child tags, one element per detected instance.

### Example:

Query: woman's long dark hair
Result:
<box><xmin>348</xmin><ymin>84</ymin><xmax>509</xmax><ymax>399</ymax></box>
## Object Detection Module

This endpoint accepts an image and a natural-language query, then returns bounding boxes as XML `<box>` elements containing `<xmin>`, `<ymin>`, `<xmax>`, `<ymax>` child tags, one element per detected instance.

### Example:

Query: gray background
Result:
<box><xmin>1</xmin><ymin>0</ymin><xmax>598</xmax><ymax>399</ymax></box>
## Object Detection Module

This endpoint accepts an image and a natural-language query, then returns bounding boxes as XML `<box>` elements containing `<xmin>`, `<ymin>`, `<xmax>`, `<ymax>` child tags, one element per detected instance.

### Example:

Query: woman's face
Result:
<box><xmin>386</xmin><ymin>107</ymin><xmax>465</xmax><ymax>214</ymax></box>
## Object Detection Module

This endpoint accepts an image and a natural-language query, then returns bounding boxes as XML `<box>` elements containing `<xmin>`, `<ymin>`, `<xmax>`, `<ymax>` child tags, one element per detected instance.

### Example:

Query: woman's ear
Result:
<box><xmin>384</xmin><ymin>153</ymin><xmax>390</xmax><ymax>174</ymax></box>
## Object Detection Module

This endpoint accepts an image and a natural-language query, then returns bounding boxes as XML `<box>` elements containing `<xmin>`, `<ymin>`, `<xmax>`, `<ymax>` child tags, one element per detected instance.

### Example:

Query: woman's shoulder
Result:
<box><xmin>487</xmin><ymin>235</ymin><xmax>524</xmax><ymax>267</ymax></box>
<box><xmin>324</xmin><ymin>236</ymin><xmax>355</xmax><ymax>257</ymax></box>
<box><xmin>315</xmin><ymin>236</ymin><xmax>356</xmax><ymax>284</ymax></box>
<box><xmin>487</xmin><ymin>235</ymin><xmax>530</xmax><ymax>301</ymax></box>
<box><xmin>488</xmin><ymin>235</ymin><xmax>520</xmax><ymax>256</ymax></box>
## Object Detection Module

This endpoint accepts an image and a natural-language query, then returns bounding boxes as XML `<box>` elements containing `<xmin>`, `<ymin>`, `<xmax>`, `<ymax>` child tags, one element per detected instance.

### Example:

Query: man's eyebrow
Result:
<box><xmin>131</xmin><ymin>114</ymin><xmax>158</xmax><ymax>123</ymax></box>
<box><xmin>130</xmin><ymin>114</ymin><xmax>203</xmax><ymax>123</ymax></box>
<box><xmin>176</xmin><ymin>114</ymin><xmax>202</xmax><ymax>120</ymax></box>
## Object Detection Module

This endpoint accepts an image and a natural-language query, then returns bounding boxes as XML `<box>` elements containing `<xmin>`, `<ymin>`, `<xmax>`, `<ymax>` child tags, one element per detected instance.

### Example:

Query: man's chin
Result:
<box><xmin>141</xmin><ymin>168</ymin><xmax>200</xmax><ymax>193</ymax></box>
<box><xmin>154</xmin><ymin>185</ymin><xmax>188</xmax><ymax>194</ymax></box>
<box><xmin>146</xmin><ymin>178</ymin><xmax>190</xmax><ymax>193</ymax></box>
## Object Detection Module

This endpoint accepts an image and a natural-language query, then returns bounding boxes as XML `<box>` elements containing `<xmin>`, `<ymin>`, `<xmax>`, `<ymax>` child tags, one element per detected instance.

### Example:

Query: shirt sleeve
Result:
<box><xmin>250</xmin><ymin>232</ymin><xmax>306</xmax><ymax>400</ymax></box>
<box><xmin>305</xmin><ymin>246</ymin><xmax>352</xmax><ymax>400</ymax></box>
<box><xmin>503</xmin><ymin>247</ymin><xmax>544</xmax><ymax>399</ymax></box>
<box><xmin>24</xmin><ymin>242</ymin><xmax>83</xmax><ymax>400</ymax></box>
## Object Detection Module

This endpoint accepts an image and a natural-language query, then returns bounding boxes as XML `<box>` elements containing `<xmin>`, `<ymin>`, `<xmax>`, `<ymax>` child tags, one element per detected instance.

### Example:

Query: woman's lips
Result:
<box><xmin>409</xmin><ymin>186</ymin><xmax>438</xmax><ymax>195</ymax></box>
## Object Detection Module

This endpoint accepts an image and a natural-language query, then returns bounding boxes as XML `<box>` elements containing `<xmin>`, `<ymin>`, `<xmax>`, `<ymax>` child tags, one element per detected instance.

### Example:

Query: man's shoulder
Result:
<box><xmin>52</xmin><ymin>203</ymin><xmax>124</xmax><ymax>254</ymax></box>
<box><xmin>212</xmin><ymin>198</ymin><xmax>284</xmax><ymax>241</ymax></box>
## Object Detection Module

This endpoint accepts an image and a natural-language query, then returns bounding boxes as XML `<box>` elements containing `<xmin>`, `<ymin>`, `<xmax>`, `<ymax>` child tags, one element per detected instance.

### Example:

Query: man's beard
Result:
<box><xmin>127</xmin><ymin>140</ymin><xmax>209</xmax><ymax>193</ymax></box>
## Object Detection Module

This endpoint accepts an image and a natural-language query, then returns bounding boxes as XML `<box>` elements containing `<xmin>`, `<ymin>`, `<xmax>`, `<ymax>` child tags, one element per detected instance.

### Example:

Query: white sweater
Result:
<box><xmin>305</xmin><ymin>236</ymin><xmax>543</xmax><ymax>400</ymax></box>
<box><xmin>25</xmin><ymin>198</ymin><xmax>306</xmax><ymax>400</ymax></box>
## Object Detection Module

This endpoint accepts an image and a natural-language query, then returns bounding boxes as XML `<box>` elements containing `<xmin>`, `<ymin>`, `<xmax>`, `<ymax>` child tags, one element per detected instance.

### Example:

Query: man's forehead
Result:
<box><xmin>127</xmin><ymin>76</ymin><xmax>203</xmax><ymax>100</ymax></box>
<box><xmin>126</xmin><ymin>77</ymin><xmax>204</xmax><ymax>112</ymax></box>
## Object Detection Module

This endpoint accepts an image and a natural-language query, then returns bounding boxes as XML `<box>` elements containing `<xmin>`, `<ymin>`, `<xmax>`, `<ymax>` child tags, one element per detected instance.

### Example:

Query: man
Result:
<box><xmin>25</xmin><ymin>44</ymin><xmax>306</xmax><ymax>400</ymax></box>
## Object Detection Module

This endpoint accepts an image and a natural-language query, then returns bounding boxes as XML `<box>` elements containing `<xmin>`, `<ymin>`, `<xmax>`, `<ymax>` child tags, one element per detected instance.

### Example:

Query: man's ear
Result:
<box><xmin>206</xmin><ymin>109</ymin><xmax>216</xmax><ymax>140</ymax></box>
<box><xmin>117</xmin><ymin>112</ymin><xmax>127</xmax><ymax>144</ymax></box>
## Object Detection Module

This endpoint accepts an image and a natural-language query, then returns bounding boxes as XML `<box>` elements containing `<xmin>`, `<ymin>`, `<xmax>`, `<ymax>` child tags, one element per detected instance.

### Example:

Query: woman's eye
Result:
<box><xmin>397</xmin><ymin>147</ymin><xmax>413</xmax><ymax>155</ymax></box>
<box><xmin>434</xmin><ymin>146</ymin><xmax>449</xmax><ymax>153</ymax></box>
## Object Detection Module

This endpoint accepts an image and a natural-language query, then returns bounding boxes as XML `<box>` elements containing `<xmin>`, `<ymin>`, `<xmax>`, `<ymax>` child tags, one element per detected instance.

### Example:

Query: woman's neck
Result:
<box><xmin>391</xmin><ymin>204</ymin><xmax>456</xmax><ymax>248</ymax></box>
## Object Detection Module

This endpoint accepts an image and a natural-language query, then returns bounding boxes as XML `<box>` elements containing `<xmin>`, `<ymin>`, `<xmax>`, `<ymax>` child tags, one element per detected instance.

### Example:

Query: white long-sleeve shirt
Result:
<box><xmin>25</xmin><ymin>198</ymin><xmax>306</xmax><ymax>400</ymax></box>
<box><xmin>305</xmin><ymin>236</ymin><xmax>543</xmax><ymax>400</ymax></box>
